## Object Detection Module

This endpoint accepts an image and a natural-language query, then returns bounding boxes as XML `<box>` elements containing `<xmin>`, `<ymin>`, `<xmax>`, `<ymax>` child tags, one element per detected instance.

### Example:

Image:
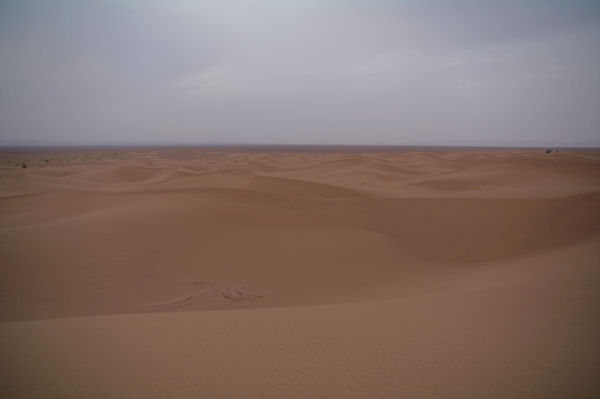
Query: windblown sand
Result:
<box><xmin>1</xmin><ymin>148</ymin><xmax>599</xmax><ymax>398</ymax></box>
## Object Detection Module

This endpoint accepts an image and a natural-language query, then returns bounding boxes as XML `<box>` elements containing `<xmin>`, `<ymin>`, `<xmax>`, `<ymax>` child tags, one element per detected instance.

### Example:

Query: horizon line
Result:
<box><xmin>1</xmin><ymin>143</ymin><xmax>599</xmax><ymax>151</ymax></box>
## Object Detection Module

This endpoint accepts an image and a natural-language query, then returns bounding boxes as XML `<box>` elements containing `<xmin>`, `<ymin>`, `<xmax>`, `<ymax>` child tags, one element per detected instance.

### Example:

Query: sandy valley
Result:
<box><xmin>0</xmin><ymin>147</ymin><xmax>599</xmax><ymax>398</ymax></box>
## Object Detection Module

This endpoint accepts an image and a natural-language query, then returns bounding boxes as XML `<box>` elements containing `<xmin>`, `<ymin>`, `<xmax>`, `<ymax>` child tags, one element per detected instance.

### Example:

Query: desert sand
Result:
<box><xmin>0</xmin><ymin>147</ymin><xmax>599</xmax><ymax>398</ymax></box>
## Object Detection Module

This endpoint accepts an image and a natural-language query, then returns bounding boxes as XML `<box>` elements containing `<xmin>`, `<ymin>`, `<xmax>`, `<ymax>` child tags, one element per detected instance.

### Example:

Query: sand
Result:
<box><xmin>0</xmin><ymin>147</ymin><xmax>599</xmax><ymax>398</ymax></box>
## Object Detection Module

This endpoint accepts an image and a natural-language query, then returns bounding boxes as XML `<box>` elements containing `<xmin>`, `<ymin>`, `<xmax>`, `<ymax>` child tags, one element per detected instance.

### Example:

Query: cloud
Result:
<box><xmin>1</xmin><ymin>0</ymin><xmax>599</xmax><ymax>146</ymax></box>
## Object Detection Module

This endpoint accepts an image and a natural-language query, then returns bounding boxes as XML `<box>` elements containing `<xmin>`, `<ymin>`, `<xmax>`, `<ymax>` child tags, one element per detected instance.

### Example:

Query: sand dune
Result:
<box><xmin>0</xmin><ymin>148</ymin><xmax>599</xmax><ymax>398</ymax></box>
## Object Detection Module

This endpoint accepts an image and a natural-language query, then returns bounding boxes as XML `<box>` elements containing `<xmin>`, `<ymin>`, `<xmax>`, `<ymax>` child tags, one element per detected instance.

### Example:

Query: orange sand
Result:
<box><xmin>1</xmin><ymin>148</ymin><xmax>599</xmax><ymax>398</ymax></box>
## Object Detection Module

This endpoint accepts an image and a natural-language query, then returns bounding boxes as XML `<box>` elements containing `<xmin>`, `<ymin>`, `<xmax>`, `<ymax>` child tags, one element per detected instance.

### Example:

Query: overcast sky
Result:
<box><xmin>1</xmin><ymin>0</ymin><xmax>599</xmax><ymax>146</ymax></box>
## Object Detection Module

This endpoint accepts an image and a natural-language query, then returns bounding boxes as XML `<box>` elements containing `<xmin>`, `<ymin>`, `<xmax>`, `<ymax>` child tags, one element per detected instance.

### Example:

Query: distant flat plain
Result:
<box><xmin>1</xmin><ymin>146</ymin><xmax>599</xmax><ymax>398</ymax></box>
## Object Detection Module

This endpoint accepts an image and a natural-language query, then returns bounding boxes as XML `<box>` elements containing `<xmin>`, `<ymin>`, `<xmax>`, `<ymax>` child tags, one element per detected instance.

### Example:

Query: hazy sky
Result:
<box><xmin>1</xmin><ymin>0</ymin><xmax>599</xmax><ymax>146</ymax></box>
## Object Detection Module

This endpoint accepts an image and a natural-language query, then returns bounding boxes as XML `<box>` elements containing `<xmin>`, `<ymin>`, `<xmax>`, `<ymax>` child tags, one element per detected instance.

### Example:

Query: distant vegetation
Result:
<box><xmin>1</xmin><ymin>151</ymin><xmax>133</xmax><ymax>169</ymax></box>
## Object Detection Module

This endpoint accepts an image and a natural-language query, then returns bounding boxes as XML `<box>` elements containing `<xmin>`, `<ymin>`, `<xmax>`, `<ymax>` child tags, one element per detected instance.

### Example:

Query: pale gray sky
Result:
<box><xmin>1</xmin><ymin>0</ymin><xmax>599</xmax><ymax>146</ymax></box>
